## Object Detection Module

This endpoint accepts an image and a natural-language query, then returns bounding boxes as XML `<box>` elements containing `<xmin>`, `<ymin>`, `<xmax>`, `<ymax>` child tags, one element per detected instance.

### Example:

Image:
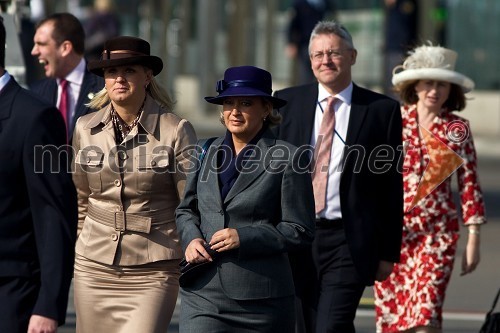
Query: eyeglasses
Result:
<box><xmin>310</xmin><ymin>49</ymin><xmax>347</xmax><ymax>62</ymax></box>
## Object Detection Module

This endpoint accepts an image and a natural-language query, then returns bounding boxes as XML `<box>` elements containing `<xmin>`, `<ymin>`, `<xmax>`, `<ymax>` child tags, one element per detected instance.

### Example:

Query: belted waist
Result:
<box><xmin>87</xmin><ymin>203</ymin><xmax>173</xmax><ymax>234</ymax></box>
<box><xmin>315</xmin><ymin>218</ymin><xmax>343</xmax><ymax>228</ymax></box>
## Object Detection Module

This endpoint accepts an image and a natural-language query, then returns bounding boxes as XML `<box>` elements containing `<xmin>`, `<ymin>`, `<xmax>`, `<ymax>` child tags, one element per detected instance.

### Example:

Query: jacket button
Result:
<box><xmin>118</xmin><ymin>151</ymin><xmax>128</xmax><ymax>160</ymax></box>
<box><xmin>111</xmin><ymin>234</ymin><xmax>118</xmax><ymax>241</ymax></box>
<box><xmin>114</xmin><ymin>179</ymin><xmax>121</xmax><ymax>187</ymax></box>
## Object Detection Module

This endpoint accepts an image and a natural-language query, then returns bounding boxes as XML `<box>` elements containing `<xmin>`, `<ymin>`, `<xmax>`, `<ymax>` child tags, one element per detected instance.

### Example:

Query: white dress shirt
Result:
<box><xmin>310</xmin><ymin>82</ymin><xmax>353</xmax><ymax>219</ymax></box>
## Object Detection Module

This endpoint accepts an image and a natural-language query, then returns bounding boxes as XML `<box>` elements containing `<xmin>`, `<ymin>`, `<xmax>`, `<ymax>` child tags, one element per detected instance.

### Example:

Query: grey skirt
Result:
<box><xmin>179</xmin><ymin>266</ymin><xmax>295</xmax><ymax>333</ymax></box>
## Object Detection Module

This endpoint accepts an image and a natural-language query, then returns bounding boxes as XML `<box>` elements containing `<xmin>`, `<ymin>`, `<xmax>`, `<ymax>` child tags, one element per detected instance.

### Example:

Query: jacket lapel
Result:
<box><xmin>0</xmin><ymin>77</ymin><xmax>19</xmax><ymax>123</ymax></box>
<box><xmin>345</xmin><ymin>84</ymin><xmax>369</xmax><ymax>146</ymax></box>
<box><xmin>84</xmin><ymin>104</ymin><xmax>116</xmax><ymax>143</ymax></box>
<box><xmin>202</xmin><ymin>137</ymin><xmax>224</xmax><ymax>208</ymax></box>
<box><xmin>223</xmin><ymin>131</ymin><xmax>275</xmax><ymax>204</ymax></box>
<box><xmin>75</xmin><ymin>69</ymin><xmax>101</xmax><ymax>117</ymax></box>
<box><xmin>300</xmin><ymin>84</ymin><xmax>319</xmax><ymax>146</ymax></box>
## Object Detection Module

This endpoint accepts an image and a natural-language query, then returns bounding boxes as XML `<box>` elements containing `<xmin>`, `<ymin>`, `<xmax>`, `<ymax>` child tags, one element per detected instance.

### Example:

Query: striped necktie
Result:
<box><xmin>312</xmin><ymin>96</ymin><xmax>336</xmax><ymax>214</ymax></box>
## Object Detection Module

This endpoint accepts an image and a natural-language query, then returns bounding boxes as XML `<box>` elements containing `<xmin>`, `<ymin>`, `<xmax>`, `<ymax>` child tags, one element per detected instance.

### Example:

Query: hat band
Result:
<box><xmin>216</xmin><ymin>79</ymin><xmax>272</xmax><ymax>95</ymax></box>
<box><xmin>102</xmin><ymin>50</ymin><xmax>149</xmax><ymax>60</ymax></box>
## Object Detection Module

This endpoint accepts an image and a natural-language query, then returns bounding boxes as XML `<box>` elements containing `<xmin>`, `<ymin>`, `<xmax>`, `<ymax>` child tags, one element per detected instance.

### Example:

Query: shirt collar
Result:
<box><xmin>0</xmin><ymin>71</ymin><xmax>12</xmax><ymax>93</ymax></box>
<box><xmin>317</xmin><ymin>82</ymin><xmax>353</xmax><ymax>106</ymax></box>
<box><xmin>85</xmin><ymin>94</ymin><xmax>159</xmax><ymax>136</ymax></box>
<box><xmin>58</xmin><ymin>58</ymin><xmax>86</xmax><ymax>85</ymax></box>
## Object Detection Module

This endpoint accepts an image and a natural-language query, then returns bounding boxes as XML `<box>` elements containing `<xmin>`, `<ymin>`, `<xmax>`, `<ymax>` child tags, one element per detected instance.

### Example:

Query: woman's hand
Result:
<box><xmin>209</xmin><ymin>228</ymin><xmax>240</xmax><ymax>252</ymax></box>
<box><xmin>185</xmin><ymin>238</ymin><xmax>213</xmax><ymax>264</ymax></box>
<box><xmin>461</xmin><ymin>231</ymin><xmax>480</xmax><ymax>276</ymax></box>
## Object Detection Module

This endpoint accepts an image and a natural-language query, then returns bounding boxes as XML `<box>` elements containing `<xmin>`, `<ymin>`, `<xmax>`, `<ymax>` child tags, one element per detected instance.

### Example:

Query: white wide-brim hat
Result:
<box><xmin>392</xmin><ymin>44</ymin><xmax>475</xmax><ymax>93</ymax></box>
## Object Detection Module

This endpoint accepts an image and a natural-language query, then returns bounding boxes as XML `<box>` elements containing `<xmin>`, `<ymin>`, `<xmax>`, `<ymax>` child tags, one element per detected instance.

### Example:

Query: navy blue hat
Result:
<box><xmin>204</xmin><ymin>66</ymin><xmax>287</xmax><ymax>108</ymax></box>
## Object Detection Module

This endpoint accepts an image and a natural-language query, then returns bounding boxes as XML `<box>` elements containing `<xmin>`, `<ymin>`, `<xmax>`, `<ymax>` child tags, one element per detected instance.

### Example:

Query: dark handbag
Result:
<box><xmin>480</xmin><ymin>288</ymin><xmax>500</xmax><ymax>333</ymax></box>
<box><xmin>179</xmin><ymin>243</ymin><xmax>218</xmax><ymax>287</ymax></box>
<box><xmin>178</xmin><ymin>137</ymin><xmax>217</xmax><ymax>288</ymax></box>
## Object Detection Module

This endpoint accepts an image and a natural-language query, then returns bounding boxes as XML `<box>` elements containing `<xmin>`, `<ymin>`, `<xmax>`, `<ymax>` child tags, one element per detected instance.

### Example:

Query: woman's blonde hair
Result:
<box><xmin>86</xmin><ymin>66</ymin><xmax>175</xmax><ymax>110</ymax></box>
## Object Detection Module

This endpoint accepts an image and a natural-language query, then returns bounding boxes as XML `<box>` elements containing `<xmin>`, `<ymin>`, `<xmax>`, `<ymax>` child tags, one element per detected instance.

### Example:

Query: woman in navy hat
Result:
<box><xmin>176</xmin><ymin>65</ymin><xmax>315</xmax><ymax>332</ymax></box>
<box><xmin>72</xmin><ymin>36</ymin><xmax>197</xmax><ymax>333</ymax></box>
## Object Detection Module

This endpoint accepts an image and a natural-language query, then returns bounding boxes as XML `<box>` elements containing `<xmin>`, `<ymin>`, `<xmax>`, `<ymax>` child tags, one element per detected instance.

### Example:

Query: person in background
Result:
<box><xmin>274</xmin><ymin>20</ymin><xmax>403</xmax><ymax>333</ymax></box>
<box><xmin>374</xmin><ymin>44</ymin><xmax>486</xmax><ymax>333</ymax></box>
<box><xmin>0</xmin><ymin>16</ymin><xmax>77</xmax><ymax>333</ymax></box>
<box><xmin>286</xmin><ymin>0</ymin><xmax>334</xmax><ymax>85</ymax></box>
<box><xmin>83</xmin><ymin>0</ymin><xmax>121</xmax><ymax>61</ymax></box>
<box><xmin>175</xmin><ymin>65</ymin><xmax>315</xmax><ymax>332</ymax></box>
<box><xmin>382</xmin><ymin>0</ymin><xmax>418</xmax><ymax>99</ymax></box>
<box><xmin>30</xmin><ymin>12</ymin><xmax>104</xmax><ymax>141</ymax></box>
<box><xmin>71</xmin><ymin>36</ymin><xmax>197</xmax><ymax>333</ymax></box>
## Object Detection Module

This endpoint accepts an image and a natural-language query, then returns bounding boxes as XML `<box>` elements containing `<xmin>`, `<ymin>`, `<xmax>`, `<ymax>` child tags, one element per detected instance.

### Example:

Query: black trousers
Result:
<box><xmin>0</xmin><ymin>276</ymin><xmax>39</xmax><ymax>333</ymax></box>
<box><xmin>313</xmin><ymin>221</ymin><xmax>365</xmax><ymax>333</ymax></box>
<box><xmin>289</xmin><ymin>248</ymin><xmax>318</xmax><ymax>333</ymax></box>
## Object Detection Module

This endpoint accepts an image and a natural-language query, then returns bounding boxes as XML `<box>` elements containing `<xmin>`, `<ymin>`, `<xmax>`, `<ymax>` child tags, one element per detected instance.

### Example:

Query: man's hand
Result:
<box><xmin>375</xmin><ymin>260</ymin><xmax>395</xmax><ymax>282</ymax></box>
<box><xmin>28</xmin><ymin>315</ymin><xmax>57</xmax><ymax>333</ymax></box>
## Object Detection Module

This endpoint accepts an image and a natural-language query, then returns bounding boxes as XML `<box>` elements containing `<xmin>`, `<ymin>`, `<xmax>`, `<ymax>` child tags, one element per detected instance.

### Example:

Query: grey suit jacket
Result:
<box><xmin>175</xmin><ymin>129</ymin><xmax>315</xmax><ymax>300</ymax></box>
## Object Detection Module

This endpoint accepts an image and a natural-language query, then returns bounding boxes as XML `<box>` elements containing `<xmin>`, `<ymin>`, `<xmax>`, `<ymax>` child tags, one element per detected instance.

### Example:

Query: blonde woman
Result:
<box><xmin>72</xmin><ymin>36</ymin><xmax>197</xmax><ymax>333</ymax></box>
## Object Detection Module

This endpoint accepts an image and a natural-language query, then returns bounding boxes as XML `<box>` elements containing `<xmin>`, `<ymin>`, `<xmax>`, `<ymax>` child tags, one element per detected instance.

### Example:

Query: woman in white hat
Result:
<box><xmin>374</xmin><ymin>44</ymin><xmax>486</xmax><ymax>333</ymax></box>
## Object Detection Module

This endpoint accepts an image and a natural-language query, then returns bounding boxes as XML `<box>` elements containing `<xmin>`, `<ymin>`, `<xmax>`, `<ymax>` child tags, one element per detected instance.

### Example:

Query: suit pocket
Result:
<box><xmin>135</xmin><ymin>153</ymin><xmax>171</xmax><ymax>193</ymax></box>
<box><xmin>75</xmin><ymin>149</ymin><xmax>104</xmax><ymax>191</ymax></box>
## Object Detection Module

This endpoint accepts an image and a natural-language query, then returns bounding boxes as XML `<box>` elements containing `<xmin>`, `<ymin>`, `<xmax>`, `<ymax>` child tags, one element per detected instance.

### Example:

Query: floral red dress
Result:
<box><xmin>374</xmin><ymin>104</ymin><xmax>486</xmax><ymax>332</ymax></box>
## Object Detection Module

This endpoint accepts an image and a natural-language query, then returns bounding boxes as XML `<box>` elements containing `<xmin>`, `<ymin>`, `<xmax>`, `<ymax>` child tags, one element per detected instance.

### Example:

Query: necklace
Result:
<box><xmin>111</xmin><ymin>99</ymin><xmax>145</xmax><ymax>142</ymax></box>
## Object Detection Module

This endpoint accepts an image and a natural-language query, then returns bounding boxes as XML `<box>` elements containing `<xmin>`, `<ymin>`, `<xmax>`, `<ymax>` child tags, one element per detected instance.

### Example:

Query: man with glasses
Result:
<box><xmin>274</xmin><ymin>20</ymin><xmax>403</xmax><ymax>333</ymax></box>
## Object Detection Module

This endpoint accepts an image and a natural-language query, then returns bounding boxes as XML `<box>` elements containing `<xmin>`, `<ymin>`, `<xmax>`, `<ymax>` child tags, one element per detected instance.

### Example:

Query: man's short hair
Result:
<box><xmin>36</xmin><ymin>13</ymin><xmax>85</xmax><ymax>55</ymax></box>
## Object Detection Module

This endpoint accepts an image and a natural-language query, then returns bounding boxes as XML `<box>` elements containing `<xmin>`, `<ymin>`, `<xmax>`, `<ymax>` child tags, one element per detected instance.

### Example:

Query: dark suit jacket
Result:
<box><xmin>274</xmin><ymin>83</ymin><xmax>403</xmax><ymax>285</ymax></box>
<box><xmin>176</xmin><ymin>130</ymin><xmax>315</xmax><ymax>300</ymax></box>
<box><xmin>0</xmin><ymin>76</ymin><xmax>77</xmax><ymax>327</ymax></box>
<box><xmin>30</xmin><ymin>66</ymin><xmax>104</xmax><ymax>140</ymax></box>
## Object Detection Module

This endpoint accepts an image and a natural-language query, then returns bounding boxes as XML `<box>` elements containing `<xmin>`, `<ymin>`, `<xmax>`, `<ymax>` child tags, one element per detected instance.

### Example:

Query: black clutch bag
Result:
<box><xmin>179</xmin><ymin>243</ymin><xmax>219</xmax><ymax>288</ymax></box>
<box><xmin>480</xmin><ymin>288</ymin><xmax>500</xmax><ymax>333</ymax></box>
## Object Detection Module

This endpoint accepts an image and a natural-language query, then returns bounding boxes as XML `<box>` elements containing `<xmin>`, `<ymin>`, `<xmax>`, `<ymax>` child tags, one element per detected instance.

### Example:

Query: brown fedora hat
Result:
<box><xmin>88</xmin><ymin>36</ymin><xmax>163</xmax><ymax>77</ymax></box>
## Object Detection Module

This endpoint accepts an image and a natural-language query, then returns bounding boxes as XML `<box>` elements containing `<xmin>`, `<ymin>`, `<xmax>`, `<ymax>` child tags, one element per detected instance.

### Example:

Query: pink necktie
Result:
<box><xmin>312</xmin><ymin>96</ymin><xmax>336</xmax><ymax>214</ymax></box>
<box><xmin>58</xmin><ymin>79</ymin><xmax>69</xmax><ymax>132</ymax></box>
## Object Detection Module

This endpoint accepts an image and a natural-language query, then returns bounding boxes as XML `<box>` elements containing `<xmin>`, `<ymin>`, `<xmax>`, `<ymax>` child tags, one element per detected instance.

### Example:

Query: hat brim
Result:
<box><xmin>204</xmin><ymin>87</ymin><xmax>287</xmax><ymax>109</ymax></box>
<box><xmin>392</xmin><ymin>68</ymin><xmax>474</xmax><ymax>93</ymax></box>
<box><xmin>87</xmin><ymin>55</ymin><xmax>163</xmax><ymax>77</ymax></box>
